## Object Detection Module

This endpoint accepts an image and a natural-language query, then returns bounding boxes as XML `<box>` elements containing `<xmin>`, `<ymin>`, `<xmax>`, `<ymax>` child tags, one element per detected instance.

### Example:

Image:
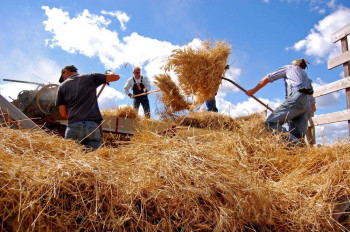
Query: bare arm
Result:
<box><xmin>58</xmin><ymin>105</ymin><xmax>68</xmax><ymax>119</ymax></box>
<box><xmin>246</xmin><ymin>76</ymin><xmax>270</xmax><ymax>96</ymax></box>
<box><xmin>311</xmin><ymin>103</ymin><xmax>316</xmax><ymax>113</ymax></box>
<box><xmin>106</xmin><ymin>72</ymin><xmax>120</xmax><ymax>83</ymax></box>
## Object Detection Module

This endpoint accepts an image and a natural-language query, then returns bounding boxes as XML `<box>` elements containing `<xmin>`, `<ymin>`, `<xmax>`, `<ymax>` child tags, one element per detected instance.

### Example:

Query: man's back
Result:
<box><xmin>56</xmin><ymin>73</ymin><xmax>106</xmax><ymax>124</ymax></box>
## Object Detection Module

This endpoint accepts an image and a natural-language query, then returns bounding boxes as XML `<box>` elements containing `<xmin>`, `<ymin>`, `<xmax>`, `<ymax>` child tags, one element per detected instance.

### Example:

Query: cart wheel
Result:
<box><xmin>36</xmin><ymin>84</ymin><xmax>59</xmax><ymax>114</ymax></box>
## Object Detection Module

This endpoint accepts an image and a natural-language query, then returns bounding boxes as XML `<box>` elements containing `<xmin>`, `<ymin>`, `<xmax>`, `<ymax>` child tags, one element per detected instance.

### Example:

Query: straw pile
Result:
<box><xmin>101</xmin><ymin>106</ymin><xmax>138</xmax><ymax>118</ymax></box>
<box><xmin>1</xmin><ymin>114</ymin><xmax>350</xmax><ymax>231</ymax></box>
<box><xmin>176</xmin><ymin>111</ymin><xmax>242</xmax><ymax>131</ymax></box>
<box><xmin>154</xmin><ymin>73</ymin><xmax>190</xmax><ymax>114</ymax></box>
<box><xmin>165</xmin><ymin>40</ymin><xmax>231</xmax><ymax>104</ymax></box>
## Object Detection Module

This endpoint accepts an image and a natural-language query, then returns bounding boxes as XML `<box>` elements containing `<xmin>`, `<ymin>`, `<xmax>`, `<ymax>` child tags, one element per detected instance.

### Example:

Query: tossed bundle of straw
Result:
<box><xmin>154</xmin><ymin>73</ymin><xmax>190</xmax><ymax>114</ymax></box>
<box><xmin>165</xmin><ymin>40</ymin><xmax>231</xmax><ymax>104</ymax></box>
<box><xmin>101</xmin><ymin>106</ymin><xmax>138</xmax><ymax>118</ymax></box>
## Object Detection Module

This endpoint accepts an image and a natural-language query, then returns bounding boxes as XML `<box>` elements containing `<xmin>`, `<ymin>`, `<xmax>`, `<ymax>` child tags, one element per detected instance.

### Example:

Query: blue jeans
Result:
<box><xmin>206</xmin><ymin>98</ymin><xmax>218</xmax><ymax>112</ymax></box>
<box><xmin>65</xmin><ymin>121</ymin><xmax>102</xmax><ymax>150</ymax></box>
<box><xmin>265</xmin><ymin>90</ymin><xmax>311</xmax><ymax>144</ymax></box>
<box><xmin>134</xmin><ymin>97</ymin><xmax>150</xmax><ymax>118</ymax></box>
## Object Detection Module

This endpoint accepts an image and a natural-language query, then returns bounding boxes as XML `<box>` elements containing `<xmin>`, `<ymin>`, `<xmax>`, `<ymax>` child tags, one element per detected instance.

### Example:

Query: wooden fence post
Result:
<box><xmin>308</xmin><ymin>23</ymin><xmax>350</xmax><ymax>144</ymax></box>
<box><xmin>341</xmin><ymin>33</ymin><xmax>350</xmax><ymax>136</ymax></box>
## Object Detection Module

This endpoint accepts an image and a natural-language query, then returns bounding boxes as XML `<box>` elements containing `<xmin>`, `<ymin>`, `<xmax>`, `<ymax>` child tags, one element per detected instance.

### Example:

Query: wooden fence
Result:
<box><xmin>308</xmin><ymin>23</ymin><xmax>350</xmax><ymax>144</ymax></box>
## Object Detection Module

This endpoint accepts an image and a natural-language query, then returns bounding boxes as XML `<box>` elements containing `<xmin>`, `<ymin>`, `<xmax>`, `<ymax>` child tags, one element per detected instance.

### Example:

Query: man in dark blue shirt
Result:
<box><xmin>55</xmin><ymin>65</ymin><xmax>120</xmax><ymax>150</ymax></box>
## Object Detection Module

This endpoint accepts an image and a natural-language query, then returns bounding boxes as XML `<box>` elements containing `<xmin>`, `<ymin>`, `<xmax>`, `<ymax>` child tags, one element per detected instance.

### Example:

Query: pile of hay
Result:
<box><xmin>101</xmin><ymin>106</ymin><xmax>138</xmax><ymax>118</ymax></box>
<box><xmin>1</xmin><ymin>114</ymin><xmax>350</xmax><ymax>231</ymax></box>
<box><xmin>165</xmin><ymin>40</ymin><xmax>231</xmax><ymax>104</ymax></box>
<box><xmin>154</xmin><ymin>73</ymin><xmax>190</xmax><ymax>115</ymax></box>
<box><xmin>175</xmin><ymin>111</ymin><xmax>244</xmax><ymax>131</ymax></box>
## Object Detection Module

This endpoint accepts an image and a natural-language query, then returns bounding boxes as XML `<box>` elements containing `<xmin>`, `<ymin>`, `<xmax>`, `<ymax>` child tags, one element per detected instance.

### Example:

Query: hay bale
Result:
<box><xmin>101</xmin><ymin>106</ymin><xmax>138</xmax><ymax>119</ymax></box>
<box><xmin>154</xmin><ymin>73</ymin><xmax>190</xmax><ymax>114</ymax></box>
<box><xmin>165</xmin><ymin>40</ymin><xmax>231</xmax><ymax>104</ymax></box>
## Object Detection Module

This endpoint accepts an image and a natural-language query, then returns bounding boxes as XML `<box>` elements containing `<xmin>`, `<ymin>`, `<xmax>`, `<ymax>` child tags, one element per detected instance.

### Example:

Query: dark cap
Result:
<box><xmin>291</xmin><ymin>59</ymin><xmax>310</xmax><ymax>69</ymax></box>
<box><xmin>59</xmin><ymin>65</ymin><xmax>78</xmax><ymax>83</ymax></box>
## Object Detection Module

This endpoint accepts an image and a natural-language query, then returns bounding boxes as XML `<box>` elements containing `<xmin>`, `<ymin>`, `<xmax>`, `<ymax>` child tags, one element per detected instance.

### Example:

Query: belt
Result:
<box><xmin>298</xmin><ymin>88</ymin><xmax>314</xmax><ymax>95</ymax></box>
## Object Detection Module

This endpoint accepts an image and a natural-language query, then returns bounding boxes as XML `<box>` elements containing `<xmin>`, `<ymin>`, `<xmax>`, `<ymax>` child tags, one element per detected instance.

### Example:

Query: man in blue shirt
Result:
<box><xmin>55</xmin><ymin>65</ymin><xmax>120</xmax><ymax>150</ymax></box>
<box><xmin>246</xmin><ymin>59</ymin><xmax>316</xmax><ymax>146</ymax></box>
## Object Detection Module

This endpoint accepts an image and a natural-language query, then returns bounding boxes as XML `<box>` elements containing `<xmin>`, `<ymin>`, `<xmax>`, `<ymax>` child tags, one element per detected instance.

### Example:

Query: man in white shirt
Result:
<box><xmin>124</xmin><ymin>67</ymin><xmax>151</xmax><ymax>118</ymax></box>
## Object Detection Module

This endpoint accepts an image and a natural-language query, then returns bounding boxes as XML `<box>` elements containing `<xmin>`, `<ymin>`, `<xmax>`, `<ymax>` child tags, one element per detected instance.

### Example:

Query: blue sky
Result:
<box><xmin>0</xmin><ymin>0</ymin><xmax>350</xmax><ymax>144</ymax></box>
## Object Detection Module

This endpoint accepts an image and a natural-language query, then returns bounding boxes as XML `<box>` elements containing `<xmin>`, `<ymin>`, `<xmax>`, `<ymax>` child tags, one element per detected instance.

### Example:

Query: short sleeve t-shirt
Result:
<box><xmin>55</xmin><ymin>73</ymin><xmax>106</xmax><ymax>124</ymax></box>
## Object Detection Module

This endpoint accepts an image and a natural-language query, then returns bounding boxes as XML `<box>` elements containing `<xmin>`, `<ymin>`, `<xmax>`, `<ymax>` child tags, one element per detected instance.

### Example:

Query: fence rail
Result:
<box><xmin>311</xmin><ymin>109</ymin><xmax>350</xmax><ymax>126</ymax></box>
<box><xmin>313</xmin><ymin>77</ymin><xmax>350</xmax><ymax>98</ymax></box>
<box><xmin>328</xmin><ymin>51</ymin><xmax>350</xmax><ymax>70</ymax></box>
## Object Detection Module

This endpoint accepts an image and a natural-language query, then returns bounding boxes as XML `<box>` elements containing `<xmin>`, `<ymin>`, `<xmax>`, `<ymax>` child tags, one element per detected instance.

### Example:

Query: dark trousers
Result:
<box><xmin>206</xmin><ymin>98</ymin><xmax>218</xmax><ymax>112</ymax></box>
<box><xmin>134</xmin><ymin>97</ymin><xmax>150</xmax><ymax>118</ymax></box>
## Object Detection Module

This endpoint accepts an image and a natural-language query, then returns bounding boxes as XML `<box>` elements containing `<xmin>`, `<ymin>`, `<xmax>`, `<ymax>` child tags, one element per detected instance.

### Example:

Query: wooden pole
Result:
<box><xmin>97</xmin><ymin>83</ymin><xmax>106</xmax><ymax>99</ymax></box>
<box><xmin>341</xmin><ymin>37</ymin><xmax>350</xmax><ymax>137</ymax></box>
<box><xmin>131</xmin><ymin>90</ymin><xmax>160</xmax><ymax>98</ymax></box>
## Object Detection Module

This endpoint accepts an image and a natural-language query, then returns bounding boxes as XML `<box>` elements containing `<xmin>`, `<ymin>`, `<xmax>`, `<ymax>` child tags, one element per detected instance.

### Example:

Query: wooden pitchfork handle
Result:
<box><xmin>97</xmin><ymin>70</ymin><xmax>114</xmax><ymax>99</ymax></box>
<box><xmin>131</xmin><ymin>90</ymin><xmax>160</xmax><ymax>98</ymax></box>
<box><xmin>221</xmin><ymin>77</ymin><xmax>273</xmax><ymax>112</ymax></box>
<box><xmin>97</xmin><ymin>83</ymin><xmax>106</xmax><ymax>99</ymax></box>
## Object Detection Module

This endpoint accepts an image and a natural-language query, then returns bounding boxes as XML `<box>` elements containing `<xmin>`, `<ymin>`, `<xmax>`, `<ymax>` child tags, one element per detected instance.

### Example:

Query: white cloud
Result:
<box><xmin>121</xmin><ymin>32</ymin><xmax>177</xmax><ymax>70</ymax></box>
<box><xmin>101</xmin><ymin>10</ymin><xmax>130</xmax><ymax>31</ymax></box>
<box><xmin>1</xmin><ymin>49</ymin><xmax>60</xmax><ymax>84</ymax></box>
<box><xmin>0</xmin><ymin>48</ymin><xmax>61</xmax><ymax>102</ymax></box>
<box><xmin>0</xmin><ymin>83</ymin><xmax>37</xmax><ymax>102</ymax></box>
<box><xmin>97</xmin><ymin>85</ymin><xmax>125</xmax><ymax>110</ymax></box>
<box><xmin>287</xmin><ymin>6</ymin><xmax>350</xmax><ymax>63</ymax></box>
<box><xmin>217</xmin><ymin>96</ymin><xmax>282</xmax><ymax>118</ymax></box>
<box><xmin>42</xmin><ymin>6</ymin><xmax>121</xmax><ymax>60</ymax></box>
<box><xmin>42</xmin><ymin>6</ymin><xmax>179</xmax><ymax>76</ymax></box>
